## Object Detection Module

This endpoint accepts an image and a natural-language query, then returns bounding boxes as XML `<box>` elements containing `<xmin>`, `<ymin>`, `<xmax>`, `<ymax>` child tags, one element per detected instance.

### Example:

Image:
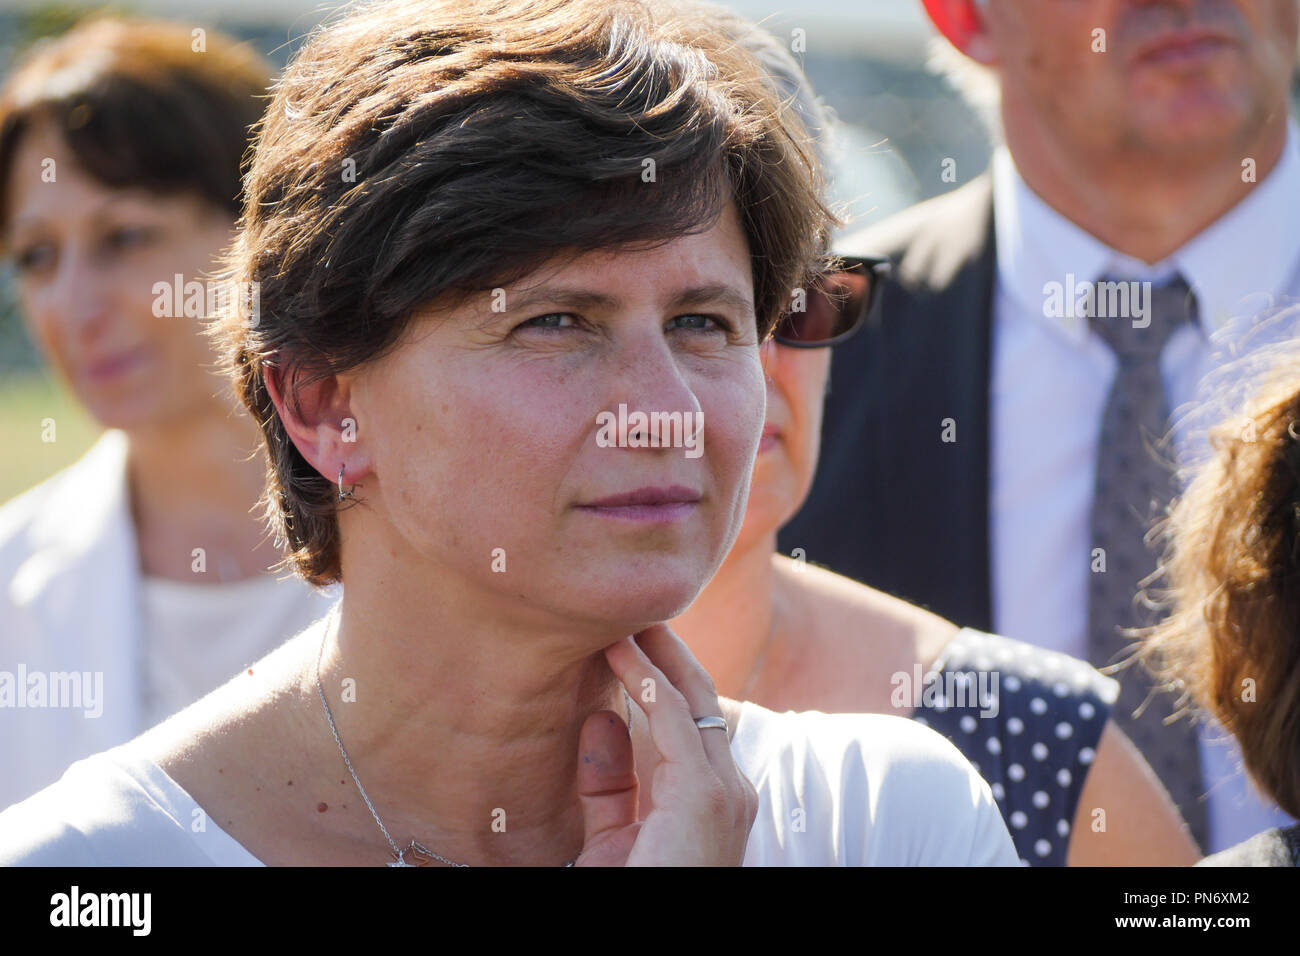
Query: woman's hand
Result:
<box><xmin>573</xmin><ymin>623</ymin><xmax>758</xmax><ymax>866</ymax></box>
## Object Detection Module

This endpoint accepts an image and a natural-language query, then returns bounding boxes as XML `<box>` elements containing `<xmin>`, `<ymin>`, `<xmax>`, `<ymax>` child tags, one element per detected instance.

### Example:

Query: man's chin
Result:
<box><xmin>1125</xmin><ymin>85</ymin><xmax>1256</xmax><ymax>144</ymax></box>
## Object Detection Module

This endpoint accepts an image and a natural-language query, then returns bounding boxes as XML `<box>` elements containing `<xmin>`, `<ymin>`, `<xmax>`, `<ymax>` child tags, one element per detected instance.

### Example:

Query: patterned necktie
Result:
<box><xmin>1085</xmin><ymin>273</ymin><xmax>1208</xmax><ymax>852</ymax></box>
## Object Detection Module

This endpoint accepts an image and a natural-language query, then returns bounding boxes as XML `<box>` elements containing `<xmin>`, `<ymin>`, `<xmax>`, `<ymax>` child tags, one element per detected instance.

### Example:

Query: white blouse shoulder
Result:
<box><xmin>733</xmin><ymin>700</ymin><xmax>1020</xmax><ymax>866</ymax></box>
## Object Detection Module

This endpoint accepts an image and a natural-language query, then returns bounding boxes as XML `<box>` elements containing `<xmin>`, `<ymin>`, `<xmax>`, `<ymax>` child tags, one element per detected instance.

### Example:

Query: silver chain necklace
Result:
<box><xmin>314</xmin><ymin>606</ymin><xmax>634</xmax><ymax>867</ymax></box>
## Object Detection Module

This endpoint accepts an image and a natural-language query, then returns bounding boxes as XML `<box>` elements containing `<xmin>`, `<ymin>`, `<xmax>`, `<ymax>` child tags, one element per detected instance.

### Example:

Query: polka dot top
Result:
<box><xmin>910</xmin><ymin>628</ymin><xmax>1119</xmax><ymax>866</ymax></box>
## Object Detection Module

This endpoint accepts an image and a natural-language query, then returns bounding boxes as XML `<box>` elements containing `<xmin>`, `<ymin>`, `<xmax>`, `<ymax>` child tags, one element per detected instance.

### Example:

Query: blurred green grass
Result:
<box><xmin>0</xmin><ymin>370</ymin><xmax>102</xmax><ymax>503</ymax></box>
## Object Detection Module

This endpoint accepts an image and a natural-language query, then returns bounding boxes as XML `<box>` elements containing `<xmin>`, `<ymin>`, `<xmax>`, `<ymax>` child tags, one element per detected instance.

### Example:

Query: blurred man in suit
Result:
<box><xmin>779</xmin><ymin>0</ymin><xmax>1300</xmax><ymax>854</ymax></box>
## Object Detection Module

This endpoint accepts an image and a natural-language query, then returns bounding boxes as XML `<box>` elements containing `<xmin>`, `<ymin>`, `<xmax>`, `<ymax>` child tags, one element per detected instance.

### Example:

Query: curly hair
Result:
<box><xmin>1138</xmin><ymin>353</ymin><xmax>1300</xmax><ymax>820</ymax></box>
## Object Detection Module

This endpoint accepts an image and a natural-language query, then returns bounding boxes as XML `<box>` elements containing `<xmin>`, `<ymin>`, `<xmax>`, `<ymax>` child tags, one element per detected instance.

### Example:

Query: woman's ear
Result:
<box><xmin>922</xmin><ymin>0</ymin><xmax>998</xmax><ymax>66</ymax></box>
<box><xmin>264</xmin><ymin>360</ymin><xmax>371</xmax><ymax>490</ymax></box>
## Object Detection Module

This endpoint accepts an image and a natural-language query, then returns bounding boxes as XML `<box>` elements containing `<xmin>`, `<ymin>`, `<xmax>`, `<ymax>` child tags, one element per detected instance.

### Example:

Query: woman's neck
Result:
<box><xmin>671</xmin><ymin>531</ymin><xmax>782</xmax><ymax>701</ymax></box>
<box><xmin>301</xmin><ymin>562</ymin><xmax>634</xmax><ymax>866</ymax></box>
<box><xmin>125</xmin><ymin>392</ymin><xmax>279</xmax><ymax>582</ymax></box>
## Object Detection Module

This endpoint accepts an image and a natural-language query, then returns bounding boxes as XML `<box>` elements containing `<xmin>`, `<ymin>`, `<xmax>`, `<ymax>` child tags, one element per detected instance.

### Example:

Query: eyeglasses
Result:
<box><xmin>771</xmin><ymin>254</ymin><xmax>892</xmax><ymax>348</ymax></box>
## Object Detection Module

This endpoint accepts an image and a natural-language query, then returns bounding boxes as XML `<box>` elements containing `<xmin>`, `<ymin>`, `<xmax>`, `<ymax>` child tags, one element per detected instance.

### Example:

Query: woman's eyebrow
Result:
<box><xmin>9</xmin><ymin>194</ymin><xmax>146</xmax><ymax>237</ymax></box>
<box><xmin>506</xmin><ymin>287</ymin><xmax>619</xmax><ymax>312</ymax></box>
<box><xmin>668</xmin><ymin>283</ymin><xmax>755</xmax><ymax>317</ymax></box>
<box><xmin>505</xmin><ymin>283</ymin><xmax>754</xmax><ymax>316</ymax></box>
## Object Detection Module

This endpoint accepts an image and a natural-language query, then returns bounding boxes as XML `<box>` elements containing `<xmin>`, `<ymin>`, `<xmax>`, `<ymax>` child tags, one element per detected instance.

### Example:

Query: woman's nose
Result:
<box><xmin>609</xmin><ymin>334</ymin><xmax>703</xmax><ymax>419</ymax></box>
<box><xmin>44</xmin><ymin>248</ymin><xmax>112</xmax><ymax>337</ymax></box>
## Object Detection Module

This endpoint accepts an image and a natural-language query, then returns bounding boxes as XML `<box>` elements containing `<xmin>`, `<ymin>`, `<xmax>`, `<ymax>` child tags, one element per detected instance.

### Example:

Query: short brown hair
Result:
<box><xmin>1139</xmin><ymin>360</ymin><xmax>1300</xmax><ymax>820</ymax></box>
<box><xmin>0</xmin><ymin>15</ymin><xmax>272</xmax><ymax>243</ymax></box>
<box><xmin>216</xmin><ymin>0</ymin><xmax>838</xmax><ymax>586</ymax></box>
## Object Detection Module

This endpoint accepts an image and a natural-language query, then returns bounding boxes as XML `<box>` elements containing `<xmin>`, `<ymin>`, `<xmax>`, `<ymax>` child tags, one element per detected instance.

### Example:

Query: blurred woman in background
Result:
<box><xmin>0</xmin><ymin>17</ymin><xmax>336</xmax><ymax>810</ymax></box>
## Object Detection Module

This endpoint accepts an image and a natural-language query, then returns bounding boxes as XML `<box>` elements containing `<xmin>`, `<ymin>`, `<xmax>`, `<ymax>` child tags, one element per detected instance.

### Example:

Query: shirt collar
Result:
<box><xmin>992</xmin><ymin>119</ymin><xmax>1300</xmax><ymax>346</ymax></box>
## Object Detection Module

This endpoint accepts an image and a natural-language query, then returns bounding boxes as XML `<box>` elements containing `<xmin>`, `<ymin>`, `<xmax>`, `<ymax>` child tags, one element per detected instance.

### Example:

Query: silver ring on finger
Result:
<box><xmin>693</xmin><ymin>715</ymin><xmax>728</xmax><ymax>733</ymax></box>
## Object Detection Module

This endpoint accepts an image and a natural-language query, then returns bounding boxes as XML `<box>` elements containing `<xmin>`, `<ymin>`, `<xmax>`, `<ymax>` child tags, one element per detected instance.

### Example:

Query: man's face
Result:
<box><xmin>984</xmin><ymin>0</ymin><xmax>1298</xmax><ymax>158</ymax></box>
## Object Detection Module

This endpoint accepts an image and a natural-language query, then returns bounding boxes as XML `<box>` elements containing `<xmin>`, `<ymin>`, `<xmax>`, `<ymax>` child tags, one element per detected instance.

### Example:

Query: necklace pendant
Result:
<box><xmin>404</xmin><ymin>842</ymin><xmax>439</xmax><ymax>866</ymax></box>
<box><xmin>388</xmin><ymin>842</ymin><xmax>434</xmax><ymax>867</ymax></box>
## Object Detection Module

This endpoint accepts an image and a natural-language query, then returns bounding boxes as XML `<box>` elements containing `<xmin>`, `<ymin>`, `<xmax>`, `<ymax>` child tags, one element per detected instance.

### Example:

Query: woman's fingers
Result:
<box><xmin>604</xmin><ymin>625</ymin><xmax>758</xmax><ymax>865</ymax></box>
<box><xmin>632</xmin><ymin>623</ymin><xmax>757</xmax><ymax>845</ymax></box>
<box><xmin>573</xmin><ymin>709</ymin><xmax>639</xmax><ymax>866</ymax></box>
<box><xmin>631</xmin><ymin>623</ymin><xmax>735</xmax><ymax>772</ymax></box>
<box><xmin>604</xmin><ymin>633</ymin><xmax>712</xmax><ymax>775</ymax></box>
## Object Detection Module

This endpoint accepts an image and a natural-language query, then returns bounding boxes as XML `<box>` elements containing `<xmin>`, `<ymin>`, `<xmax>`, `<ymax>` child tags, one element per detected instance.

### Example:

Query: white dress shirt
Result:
<box><xmin>988</xmin><ymin>122</ymin><xmax>1300</xmax><ymax>852</ymax></box>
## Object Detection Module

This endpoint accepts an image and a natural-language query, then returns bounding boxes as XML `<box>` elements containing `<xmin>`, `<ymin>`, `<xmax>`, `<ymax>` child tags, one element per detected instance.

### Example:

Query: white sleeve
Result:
<box><xmin>797</xmin><ymin>712</ymin><xmax>1021</xmax><ymax>866</ymax></box>
<box><xmin>0</xmin><ymin>796</ymin><xmax>100</xmax><ymax>866</ymax></box>
<box><xmin>0</xmin><ymin>753</ymin><xmax>216</xmax><ymax>866</ymax></box>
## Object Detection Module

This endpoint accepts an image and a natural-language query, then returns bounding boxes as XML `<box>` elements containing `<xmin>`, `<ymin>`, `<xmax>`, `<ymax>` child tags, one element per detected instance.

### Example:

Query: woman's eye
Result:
<box><xmin>518</xmin><ymin>312</ymin><xmax>577</xmax><ymax>330</ymax></box>
<box><xmin>104</xmin><ymin>225</ymin><xmax>159</xmax><ymax>252</ymax></box>
<box><xmin>669</xmin><ymin>313</ymin><xmax>728</xmax><ymax>333</ymax></box>
<box><xmin>14</xmin><ymin>242</ymin><xmax>55</xmax><ymax>274</ymax></box>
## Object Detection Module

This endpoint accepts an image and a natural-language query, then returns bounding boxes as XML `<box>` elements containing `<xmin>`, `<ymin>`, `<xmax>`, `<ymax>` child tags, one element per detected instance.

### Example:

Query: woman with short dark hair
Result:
<box><xmin>0</xmin><ymin>0</ymin><xmax>1016</xmax><ymax>866</ymax></box>
<box><xmin>0</xmin><ymin>16</ymin><xmax>336</xmax><ymax>812</ymax></box>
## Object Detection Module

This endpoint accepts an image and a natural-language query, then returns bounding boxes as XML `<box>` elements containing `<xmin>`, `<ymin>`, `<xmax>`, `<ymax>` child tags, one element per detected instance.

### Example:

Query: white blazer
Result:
<box><xmin>0</xmin><ymin>431</ymin><xmax>335</xmax><ymax>809</ymax></box>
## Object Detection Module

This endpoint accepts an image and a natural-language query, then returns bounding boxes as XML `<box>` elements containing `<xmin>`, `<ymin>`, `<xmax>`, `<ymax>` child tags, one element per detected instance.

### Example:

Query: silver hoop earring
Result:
<box><xmin>338</xmin><ymin>464</ymin><xmax>355</xmax><ymax>502</ymax></box>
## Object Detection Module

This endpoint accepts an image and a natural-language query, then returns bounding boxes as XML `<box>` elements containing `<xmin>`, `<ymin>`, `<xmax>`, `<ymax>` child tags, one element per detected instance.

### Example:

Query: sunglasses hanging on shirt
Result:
<box><xmin>771</xmin><ymin>254</ymin><xmax>891</xmax><ymax>348</ymax></box>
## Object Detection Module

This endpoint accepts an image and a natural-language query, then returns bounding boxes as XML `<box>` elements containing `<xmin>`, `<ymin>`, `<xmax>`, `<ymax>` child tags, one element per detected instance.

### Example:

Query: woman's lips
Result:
<box><xmin>83</xmin><ymin>346</ymin><xmax>150</xmax><ymax>385</ymax></box>
<box><xmin>576</xmin><ymin>485</ymin><xmax>701</xmax><ymax>523</ymax></box>
<box><xmin>759</xmin><ymin>426</ymin><xmax>780</xmax><ymax>453</ymax></box>
<box><xmin>577</xmin><ymin>502</ymin><xmax>698</xmax><ymax>523</ymax></box>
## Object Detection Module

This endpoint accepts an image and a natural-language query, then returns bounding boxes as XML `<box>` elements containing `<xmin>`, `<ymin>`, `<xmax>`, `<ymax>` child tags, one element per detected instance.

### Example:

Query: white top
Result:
<box><xmin>0</xmin><ymin>430</ymin><xmax>340</xmax><ymax>810</ymax></box>
<box><xmin>0</xmin><ymin>701</ymin><xmax>1019</xmax><ymax>866</ymax></box>
<box><xmin>988</xmin><ymin>122</ymin><xmax>1300</xmax><ymax>851</ymax></box>
<box><xmin>138</xmin><ymin>574</ymin><xmax>336</xmax><ymax>729</ymax></box>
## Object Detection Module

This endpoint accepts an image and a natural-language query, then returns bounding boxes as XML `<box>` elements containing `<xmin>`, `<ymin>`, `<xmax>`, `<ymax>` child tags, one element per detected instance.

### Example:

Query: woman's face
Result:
<box><xmin>346</xmin><ymin>201</ymin><xmax>766</xmax><ymax>629</ymax></box>
<box><xmin>3</xmin><ymin>118</ymin><xmax>237</xmax><ymax>429</ymax></box>
<box><xmin>736</xmin><ymin>337</ymin><xmax>829</xmax><ymax>552</ymax></box>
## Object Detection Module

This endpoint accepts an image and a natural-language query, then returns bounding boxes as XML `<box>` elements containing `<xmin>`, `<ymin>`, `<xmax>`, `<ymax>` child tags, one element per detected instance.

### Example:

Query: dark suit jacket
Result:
<box><xmin>778</xmin><ymin>175</ymin><xmax>997</xmax><ymax>630</ymax></box>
